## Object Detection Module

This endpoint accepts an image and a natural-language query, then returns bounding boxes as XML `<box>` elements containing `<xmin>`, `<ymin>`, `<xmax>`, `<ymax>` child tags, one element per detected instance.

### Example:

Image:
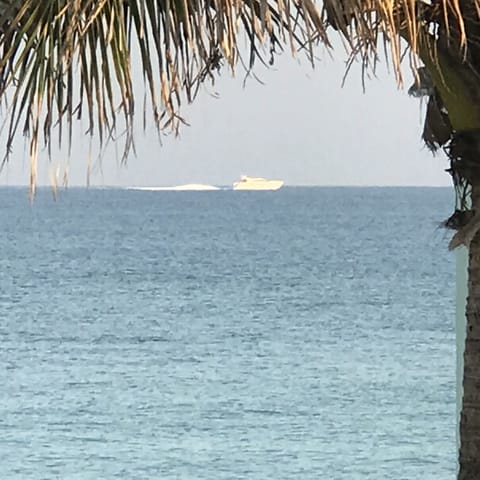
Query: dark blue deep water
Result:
<box><xmin>0</xmin><ymin>187</ymin><xmax>456</xmax><ymax>479</ymax></box>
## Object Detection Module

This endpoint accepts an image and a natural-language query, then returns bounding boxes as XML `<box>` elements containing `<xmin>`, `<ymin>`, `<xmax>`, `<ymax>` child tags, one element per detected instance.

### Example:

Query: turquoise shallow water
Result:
<box><xmin>1</xmin><ymin>187</ymin><xmax>455</xmax><ymax>479</ymax></box>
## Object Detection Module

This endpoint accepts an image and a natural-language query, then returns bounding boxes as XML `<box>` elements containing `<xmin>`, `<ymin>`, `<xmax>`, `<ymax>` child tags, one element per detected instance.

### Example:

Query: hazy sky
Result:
<box><xmin>0</xmin><ymin>49</ymin><xmax>452</xmax><ymax>187</ymax></box>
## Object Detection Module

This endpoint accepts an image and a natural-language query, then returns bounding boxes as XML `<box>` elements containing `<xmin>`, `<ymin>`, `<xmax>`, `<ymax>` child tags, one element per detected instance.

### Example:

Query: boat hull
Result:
<box><xmin>233</xmin><ymin>180</ymin><xmax>284</xmax><ymax>191</ymax></box>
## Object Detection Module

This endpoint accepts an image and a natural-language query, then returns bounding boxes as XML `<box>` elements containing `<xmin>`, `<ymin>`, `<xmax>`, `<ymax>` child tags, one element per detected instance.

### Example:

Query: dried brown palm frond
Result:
<box><xmin>422</xmin><ymin>95</ymin><xmax>453</xmax><ymax>151</ymax></box>
<box><xmin>324</xmin><ymin>2</ymin><xmax>480</xmax><ymax>246</ymax></box>
<box><xmin>1</xmin><ymin>0</ymin><xmax>480</xmax><ymax>195</ymax></box>
<box><xmin>0</xmin><ymin>0</ymin><xmax>328</xmax><ymax>196</ymax></box>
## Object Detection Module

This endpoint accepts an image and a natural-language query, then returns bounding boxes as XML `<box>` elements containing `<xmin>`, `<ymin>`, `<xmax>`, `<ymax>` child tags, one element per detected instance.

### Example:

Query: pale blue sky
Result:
<box><xmin>0</xmin><ymin>50</ymin><xmax>451</xmax><ymax>187</ymax></box>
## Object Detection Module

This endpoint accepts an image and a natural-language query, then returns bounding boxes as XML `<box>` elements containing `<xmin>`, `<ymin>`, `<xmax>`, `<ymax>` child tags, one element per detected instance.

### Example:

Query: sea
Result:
<box><xmin>0</xmin><ymin>186</ymin><xmax>457</xmax><ymax>479</ymax></box>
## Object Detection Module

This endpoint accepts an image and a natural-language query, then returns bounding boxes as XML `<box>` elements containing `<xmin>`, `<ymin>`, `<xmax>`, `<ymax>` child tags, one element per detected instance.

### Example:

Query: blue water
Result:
<box><xmin>1</xmin><ymin>187</ymin><xmax>456</xmax><ymax>479</ymax></box>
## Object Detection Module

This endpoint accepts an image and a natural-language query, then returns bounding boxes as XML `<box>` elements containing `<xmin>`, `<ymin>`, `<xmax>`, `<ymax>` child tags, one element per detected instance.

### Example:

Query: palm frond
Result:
<box><xmin>0</xmin><ymin>0</ymin><xmax>327</xmax><ymax>195</ymax></box>
<box><xmin>1</xmin><ymin>0</ymin><xmax>480</xmax><ymax>194</ymax></box>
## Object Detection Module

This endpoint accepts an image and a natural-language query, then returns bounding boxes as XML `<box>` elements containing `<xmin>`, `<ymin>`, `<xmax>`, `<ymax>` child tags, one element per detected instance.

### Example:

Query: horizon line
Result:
<box><xmin>0</xmin><ymin>183</ymin><xmax>453</xmax><ymax>189</ymax></box>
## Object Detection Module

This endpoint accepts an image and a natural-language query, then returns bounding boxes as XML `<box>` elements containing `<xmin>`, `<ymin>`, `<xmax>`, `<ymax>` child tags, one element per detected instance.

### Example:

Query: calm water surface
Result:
<box><xmin>0</xmin><ymin>187</ymin><xmax>456</xmax><ymax>479</ymax></box>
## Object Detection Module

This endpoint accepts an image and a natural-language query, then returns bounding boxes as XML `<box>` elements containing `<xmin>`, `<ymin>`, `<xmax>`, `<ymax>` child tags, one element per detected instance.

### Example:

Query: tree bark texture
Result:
<box><xmin>459</xmin><ymin>187</ymin><xmax>480</xmax><ymax>479</ymax></box>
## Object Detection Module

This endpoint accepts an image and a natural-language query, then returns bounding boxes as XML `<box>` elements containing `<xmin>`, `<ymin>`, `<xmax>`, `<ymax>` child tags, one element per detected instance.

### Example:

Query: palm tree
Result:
<box><xmin>1</xmin><ymin>0</ymin><xmax>480</xmax><ymax>477</ymax></box>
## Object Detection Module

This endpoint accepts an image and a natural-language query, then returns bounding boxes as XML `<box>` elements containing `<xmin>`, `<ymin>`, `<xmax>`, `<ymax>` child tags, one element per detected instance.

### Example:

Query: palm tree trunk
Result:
<box><xmin>459</xmin><ymin>186</ymin><xmax>480</xmax><ymax>479</ymax></box>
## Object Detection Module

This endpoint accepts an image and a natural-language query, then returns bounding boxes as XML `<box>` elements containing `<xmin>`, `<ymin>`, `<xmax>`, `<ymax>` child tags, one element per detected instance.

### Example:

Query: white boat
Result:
<box><xmin>127</xmin><ymin>184</ymin><xmax>219</xmax><ymax>191</ymax></box>
<box><xmin>233</xmin><ymin>175</ymin><xmax>284</xmax><ymax>191</ymax></box>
